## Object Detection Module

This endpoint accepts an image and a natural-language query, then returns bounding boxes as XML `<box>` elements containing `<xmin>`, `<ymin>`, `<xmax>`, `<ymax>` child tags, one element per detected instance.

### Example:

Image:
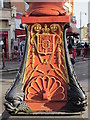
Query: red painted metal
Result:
<box><xmin>23</xmin><ymin>23</ymin><xmax>69</xmax><ymax>111</ymax></box>
<box><xmin>2</xmin><ymin>49</ymin><xmax>5</xmax><ymax>68</ymax></box>
<box><xmin>22</xmin><ymin>1</ymin><xmax>70</xmax><ymax>112</ymax></box>
<box><xmin>26</xmin><ymin>2</ymin><xmax>67</xmax><ymax>16</ymax></box>
<box><xmin>22</xmin><ymin>16</ymin><xmax>70</xmax><ymax>24</ymax></box>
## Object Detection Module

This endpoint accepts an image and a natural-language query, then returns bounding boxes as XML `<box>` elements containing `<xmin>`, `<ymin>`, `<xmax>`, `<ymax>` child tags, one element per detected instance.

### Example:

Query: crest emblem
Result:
<box><xmin>36</xmin><ymin>34</ymin><xmax>55</xmax><ymax>55</ymax></box>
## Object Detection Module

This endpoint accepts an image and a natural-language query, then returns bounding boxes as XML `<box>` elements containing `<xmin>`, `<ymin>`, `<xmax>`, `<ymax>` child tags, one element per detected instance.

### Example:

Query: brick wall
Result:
<box><xmin>11</xmin><ymin>0</ymin><xmax>25</xmax><ymax>14</ymax></box>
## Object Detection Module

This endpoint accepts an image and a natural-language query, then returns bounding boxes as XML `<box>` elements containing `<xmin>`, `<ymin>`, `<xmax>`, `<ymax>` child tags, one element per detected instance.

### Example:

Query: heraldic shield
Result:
<box><xmin>4</xmin><ymin>22</ymin><xmax>87</xmax><ymax>114</ymax></box>
<box><xmin>24</xmin><ymin>24</ymin><xmax>69</xmax><ymax>112</ymax></box>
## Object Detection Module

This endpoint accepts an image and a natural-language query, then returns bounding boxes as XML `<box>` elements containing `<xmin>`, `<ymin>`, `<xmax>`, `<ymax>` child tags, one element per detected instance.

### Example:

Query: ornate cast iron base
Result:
<box><xmin>4</xmin><ymin>21</ymin><xmax>87</xmax><ymax>114</ymax></box>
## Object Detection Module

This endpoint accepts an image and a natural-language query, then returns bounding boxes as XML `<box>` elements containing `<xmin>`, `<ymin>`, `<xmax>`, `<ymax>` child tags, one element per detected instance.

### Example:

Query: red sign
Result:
<box><xmin>0</xmin><ymin>31</ymin><xmax>8</xmax><ymax>35</ymax></box>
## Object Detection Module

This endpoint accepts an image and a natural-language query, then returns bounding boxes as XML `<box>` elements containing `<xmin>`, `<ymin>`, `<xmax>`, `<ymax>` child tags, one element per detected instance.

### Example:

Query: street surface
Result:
<box><xmin>0</xmin><ymin>60</ymin><xmax>90</xmax><ymax>120</ymax></box>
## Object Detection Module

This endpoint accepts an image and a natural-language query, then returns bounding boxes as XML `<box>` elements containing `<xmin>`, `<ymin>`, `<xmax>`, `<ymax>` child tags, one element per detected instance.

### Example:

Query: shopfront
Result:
<box><xmin>0</xmin><ymin>31</ymin><xmax>9</xmax><ymax>59</ymax></box>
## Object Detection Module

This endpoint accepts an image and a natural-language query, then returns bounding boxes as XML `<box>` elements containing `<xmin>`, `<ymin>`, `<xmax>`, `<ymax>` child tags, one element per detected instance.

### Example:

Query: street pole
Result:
<box><xmin>2</xmin><ymin>49</ymin><xmax>5</xmax><ymax>68</ymax></box>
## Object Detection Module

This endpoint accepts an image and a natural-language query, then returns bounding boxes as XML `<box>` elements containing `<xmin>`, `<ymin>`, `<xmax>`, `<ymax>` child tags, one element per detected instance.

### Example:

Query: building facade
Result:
<box><xmin>11</xmin><ymin>0</ymin><xmax>26</xmax><ymax>54</ymax></box>
<box><xmin>88</xmin><ymin>1</ymin><xmax>90</xmax><ymax>42</ymax></box>
<box><xmin>0</xmin><ymin>2</ymin><xmax>16</xmax><ymax>59</ymax></box>
<box><xmin>11</xmin><ymin>0</ymin><xmax>25</xmax><ymax>14</ymax></box>
<box><xmin>0</xmin><ymin>0</ymin><xmax>26</xmax><ymax>59</ymax></box>
<box><xmin>80</xmin><ymin>26</ymin><xmax>88</xmax><ymax>41</ymax></box>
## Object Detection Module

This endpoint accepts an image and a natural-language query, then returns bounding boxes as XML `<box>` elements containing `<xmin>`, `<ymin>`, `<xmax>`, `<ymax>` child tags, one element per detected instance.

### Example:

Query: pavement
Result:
<box><xmin>75</xmin><ymin>56</ymin><xmax>90</xmax><ymax>62</ymax></box>
<box><xmin>0</xmin><ymin>57</ymin><xmax>89</xmax><ymax>120</ymax></box>
<box><xmin>0</xmin><ymin>59</ymin><xmax>89</xmax><ymax>120</ymax></box>
<box><xmin>0</xmin><ymin>59</ymin><xmax>21</xmax><ymax>73</ymax></box>
<box><xmin>0</xmin><ymin>56</ymin><xmax>90</xmax><ymax>73</ymax></box>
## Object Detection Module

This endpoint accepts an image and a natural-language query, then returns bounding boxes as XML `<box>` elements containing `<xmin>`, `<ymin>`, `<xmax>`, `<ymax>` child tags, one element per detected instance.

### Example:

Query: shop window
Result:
<box><xmin>3</xmin><ymin>2</ymin><xmax>11</xmax><ymax>8</ymax></box>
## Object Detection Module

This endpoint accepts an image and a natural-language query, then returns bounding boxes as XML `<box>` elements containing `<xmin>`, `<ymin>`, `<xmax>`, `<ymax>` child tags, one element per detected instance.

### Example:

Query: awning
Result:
<box><xmin>15</xmin><ymin>29</ymin><xmax>26</xmax><ymax>42</ymax></box>
<box><xmin>66</xmin><ymin>23</ymin><xmax>80</xmax><ymax>36</ymax></box>
<box><xmin>17</xmin><ymin>35</ymin><xmax>26</xmax><ymax>38</ymax></box>
<box><xmin>15</xmin><ymin>29</ymin><xmax>26</xmax><ymax>37</ymax></box>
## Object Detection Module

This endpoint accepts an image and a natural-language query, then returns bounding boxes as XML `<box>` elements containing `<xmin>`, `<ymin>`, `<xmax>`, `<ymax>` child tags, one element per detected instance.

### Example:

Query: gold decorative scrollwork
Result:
<box><xmin>50</xmin><ymin>24</ymin><xmax>61</xmax><ymax>34</ymax></box>
<box><xmin>34</xmin><ymin>24</ymin><xmax>42</xmax><ymax>33</ymax></box>
<box><xmin>26</xmin><ymin>75</ymin><xmax>65</xmax><ymax>101</ymax></box>
<box><xmin>31</xmin><ymin>24</ymin><xmax>56</xmax><ymax>64</ymax></box>
<box><xmin>22</xmin><ymin>23</ymin><xmax>70</xmax><ymax>90</ymax></box>
<box><xmin>42</xmin><ymin>24</ymin><xmax>50</xmax><ymax>33</ymax></box>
